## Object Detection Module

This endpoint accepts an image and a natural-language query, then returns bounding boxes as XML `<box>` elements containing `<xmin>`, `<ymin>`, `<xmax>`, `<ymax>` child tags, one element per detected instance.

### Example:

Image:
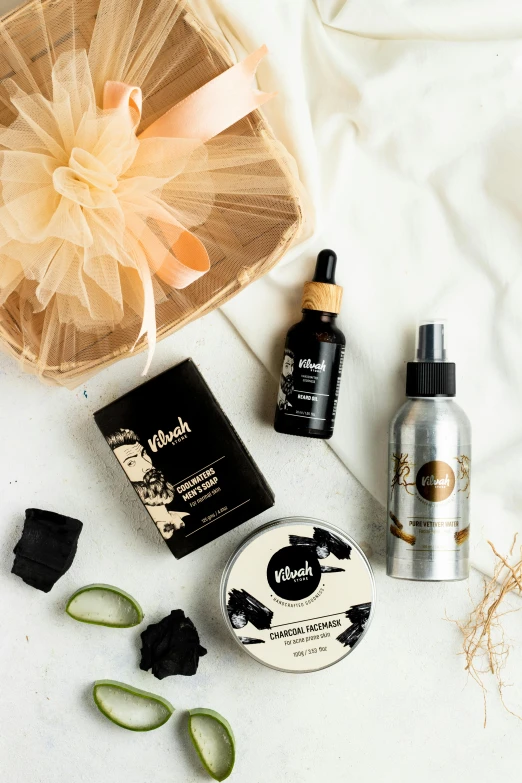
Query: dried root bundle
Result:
<box><xmin>451</xmin><ymin>536</ymin><xmax>522</xmax><ymax>726</ymax></box>
<box><xmin>455</xmin><ymin>526</ymin><xmax>470</xmax><ymax>546</ymax></box>
<box><xmin>389</xmin><ymin>511</ymin><xmax>416</xmax><ymax>546</ymax></box>
<box><xmin>390</xmin><ymin>453</ymin><xmax>415</xmax><ymax>496</ymax></box>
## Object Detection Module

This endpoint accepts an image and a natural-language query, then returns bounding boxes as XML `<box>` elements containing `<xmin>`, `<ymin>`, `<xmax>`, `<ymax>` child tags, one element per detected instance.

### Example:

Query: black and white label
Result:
<box><xmin>223</xmin><ymin>521</ymin><xmax>374</xmax><ymax>672</ymax></box>
<box><xmin>277</xmin><ymin>341</ymin><xmax>344</xmax><ymax>428</ymax></box>
<box><xmin>267</xmin><ymin>546</ymin><xmax>322</xmax><ymax>600</ymax></box>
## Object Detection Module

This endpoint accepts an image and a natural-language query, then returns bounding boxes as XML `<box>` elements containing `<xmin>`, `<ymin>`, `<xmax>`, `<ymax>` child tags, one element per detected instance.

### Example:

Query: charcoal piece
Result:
<box><xmin>336</xmin><ymin>623</ymin><xmax>365</xmax><ymax>648</ymax></box>
<box><xmin>239</xmin><ymin>637</ymin><xmax>265</xmax><ymax>645</ymax></box>
<box><xmin>346</xmin><ymin>602</ymin><xmax>372</xmax><ymax>626</ymax></box>
<box><xmin>313</xmin><ymin>527</ymin><xmax>352</xmax><ymax>560</ymax></box>
<box><xmin>227</xmin><ymin>588</ymin><xmax>273</xmax><ymax>630</ymax></box>
<box><xmin>320</xmin><ymin>565</ymin><xmax>345</xmax><ymax>573</ymax></box>
<box><xmin>140</xmin><ymin>609</ymin><xmax>207</xmax><ymax>679</ymax></box>
<box><xmin>12</xmin><ymin>508</ymin><xmax>83</xmax><ymax>593</ymax></box>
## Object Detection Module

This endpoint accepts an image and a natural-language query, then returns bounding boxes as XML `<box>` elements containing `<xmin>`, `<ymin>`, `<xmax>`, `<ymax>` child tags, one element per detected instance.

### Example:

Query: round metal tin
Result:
<box><xmin>220</xmin><ymin>517</ymin><xmax>376</xmax><ymax>673</ymax></box>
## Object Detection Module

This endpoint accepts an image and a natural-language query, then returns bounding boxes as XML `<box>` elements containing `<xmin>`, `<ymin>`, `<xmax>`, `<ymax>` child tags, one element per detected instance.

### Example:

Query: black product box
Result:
<box><xmin>94</xmin><ymin>359</ymin><xmax>274</xmax><ymax>558</ymax></box>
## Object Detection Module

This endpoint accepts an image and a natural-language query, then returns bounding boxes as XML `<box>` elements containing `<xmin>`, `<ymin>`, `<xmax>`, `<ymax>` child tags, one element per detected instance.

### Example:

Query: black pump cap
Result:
<box><xmin>406</xmin><ymin>362</ymin><xmax>456</xmax><ymax>397</ymax></box>
<box><xmin>406</xmin><ymin>320</ymin><xmax>455</xmax><ymax>397</ymax></box>
<box><xmin>313</xmin><ymin>249</ymin><xmax>337</xmax><ymax>284</ymax></box>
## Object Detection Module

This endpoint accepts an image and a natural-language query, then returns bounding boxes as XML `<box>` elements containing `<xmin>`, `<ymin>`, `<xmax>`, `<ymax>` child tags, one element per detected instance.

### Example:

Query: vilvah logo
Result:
<box><xmin>267</xmin><ymin>546</ymin><xmax>321</xmax><ymax>601</ymax></box>
<box><xmin>148</xmin><ymin>417</ymin><xmax>191</xmax><ymax>452</ymax></box>
<box><xmin>274</xmin><ymin>562</ymin><xmax>313</xmax><ymax>584</ymax></box>
<box><xmin>299</xmin><ymin>358</ymin><xmax>326</xmax><ymax>372</ymax></box>
<box><xmin>416</xmin><ymin>460</ymin><xmax>455</xmax><ymax>502</ymax></box>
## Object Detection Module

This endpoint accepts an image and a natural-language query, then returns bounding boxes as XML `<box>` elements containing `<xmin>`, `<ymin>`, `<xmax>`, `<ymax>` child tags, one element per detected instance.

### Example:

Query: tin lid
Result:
<box><xmin>221</xmin><ymin>517</ymin><xmax>375</xmax><ymax>673</ymax></box>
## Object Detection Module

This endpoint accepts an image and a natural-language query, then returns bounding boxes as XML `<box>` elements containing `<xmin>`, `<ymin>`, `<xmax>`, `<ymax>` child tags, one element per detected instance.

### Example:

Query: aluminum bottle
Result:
<box><xmin>386</xmin><ymin>320</ymin><xmax>471</xmax><ymax>581</ymax></box>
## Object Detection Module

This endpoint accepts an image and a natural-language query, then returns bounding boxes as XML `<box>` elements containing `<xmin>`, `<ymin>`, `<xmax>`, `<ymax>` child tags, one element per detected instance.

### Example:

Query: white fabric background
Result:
<box><xmin>2</xmin><ymin>4</ymin><xmax>522</xmax><ymax>779</ymax></box>
<box><xmin>192</xmin><ymin>0</ymin><xmax>522</xmax><ymax>576</ymax></box>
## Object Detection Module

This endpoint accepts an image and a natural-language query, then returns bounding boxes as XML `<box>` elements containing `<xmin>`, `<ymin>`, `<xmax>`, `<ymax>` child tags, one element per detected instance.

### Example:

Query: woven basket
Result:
<box><xmin>0</xmin><ymin>0</ymin><xmax>304</xmax><ymax>386</ymax></box>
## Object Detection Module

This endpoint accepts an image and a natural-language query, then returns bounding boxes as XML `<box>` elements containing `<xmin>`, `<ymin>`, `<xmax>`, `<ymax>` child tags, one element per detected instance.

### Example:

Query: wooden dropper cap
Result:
<box><xmin>302</xmin><ymin>249</ymin><xmax>343</xmax><ymax>314</ymax></box>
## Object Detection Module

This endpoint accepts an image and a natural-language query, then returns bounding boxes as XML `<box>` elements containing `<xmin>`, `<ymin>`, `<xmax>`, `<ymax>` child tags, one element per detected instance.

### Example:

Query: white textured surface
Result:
<box><xmin>0</xmin><ymin>311</ymin><xmax>521</xmax><ymax>783</ymax></box>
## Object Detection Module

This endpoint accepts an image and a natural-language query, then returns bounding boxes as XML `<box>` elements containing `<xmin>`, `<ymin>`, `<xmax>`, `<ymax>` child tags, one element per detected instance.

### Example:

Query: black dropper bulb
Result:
<box><xmin>313</xmin><ymin>249</ymin><xmax>337</xmax><ymax>284</ymax></box>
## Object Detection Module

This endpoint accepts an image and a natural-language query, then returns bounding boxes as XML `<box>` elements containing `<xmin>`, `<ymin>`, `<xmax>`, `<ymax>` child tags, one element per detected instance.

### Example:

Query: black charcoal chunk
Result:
<box><xmin>313</xmin><ymin>527</ymin><xmax>352</xmax><ymax>560</ymax></box>
<box><xmin>239</xmin><ymin>636</ymin><xmax>265</xmax><ymax>645</ymax></box>
<box><xmin>227</xmin><ymin>588</ymin><xmax>273</xmax><ymax>631</ymax></box>
<box><xmin>12</xmin><ymin>508</ymin><xmax>83</xmax><ymax>593</ymax></box>
<box><xmin>140</xmin><ymin>609</ymin><xmax>207</xmax><ymax>679</ymax></box>
<box><xmin>320</xmin><ymin>565</ymin><xmax>345</xmax><ymax>573</ymax></box>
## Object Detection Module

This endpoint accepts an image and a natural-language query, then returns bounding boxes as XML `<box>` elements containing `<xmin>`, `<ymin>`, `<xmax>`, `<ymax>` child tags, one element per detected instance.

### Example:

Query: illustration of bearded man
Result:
<box><xmin>277</xmin><ymin>349</ymin><xmax>294</xmax><ymax>411</ymax></box>
<box><xmin>106</xmin><ymin>428</ymin><xmax>189</xmax><ymax>539</ymax></box>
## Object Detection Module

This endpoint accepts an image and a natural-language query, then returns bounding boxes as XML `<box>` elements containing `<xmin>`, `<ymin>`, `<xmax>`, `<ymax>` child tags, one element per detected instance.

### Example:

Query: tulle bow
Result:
<box><xmin>0</xmin><ymin>45</ymin><xmax>273</xmax><ymax>373</ymax></box>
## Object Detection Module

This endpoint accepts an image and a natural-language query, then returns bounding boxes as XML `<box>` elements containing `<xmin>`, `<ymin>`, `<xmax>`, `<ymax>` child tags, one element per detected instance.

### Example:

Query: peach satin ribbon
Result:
<box><xmin>102</xmin><ymin>46</ymin><xmax>274</xmax><ymax>372</ymax></box>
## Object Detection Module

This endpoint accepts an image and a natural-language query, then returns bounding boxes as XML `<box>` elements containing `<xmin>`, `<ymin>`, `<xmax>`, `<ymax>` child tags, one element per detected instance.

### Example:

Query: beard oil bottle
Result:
<box><xmin>387</xmin><ymin>320</ymin><xmax>471</xmax><ymax>581</ymax></box>
<box><xmin>274</xmin><ymin>249</ymin><xmax>345</xmax><ymax>439</ymax></box>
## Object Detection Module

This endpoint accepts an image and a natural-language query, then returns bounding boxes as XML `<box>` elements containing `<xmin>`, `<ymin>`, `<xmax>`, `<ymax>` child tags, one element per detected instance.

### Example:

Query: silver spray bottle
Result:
<box><xmin>387</xmin><ymin>320</ymin><xmax>471</xmax><ymax>581</ymax></box>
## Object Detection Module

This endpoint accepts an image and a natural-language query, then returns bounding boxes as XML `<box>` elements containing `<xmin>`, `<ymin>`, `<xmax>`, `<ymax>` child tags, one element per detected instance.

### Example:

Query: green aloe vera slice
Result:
<box><xmin>93</xmin><ymin>680</ymin><xmax>174</xmax><ymax>731</ymax></box>
<box><xmin>188</xmin><ymin>708</ymin><xmax>235</xmax><ymax>781</ymax></box>
<box><xmin>66</xmin><ymin>584</ymin><xmax>143</xmax><ymax>627</ymax></box>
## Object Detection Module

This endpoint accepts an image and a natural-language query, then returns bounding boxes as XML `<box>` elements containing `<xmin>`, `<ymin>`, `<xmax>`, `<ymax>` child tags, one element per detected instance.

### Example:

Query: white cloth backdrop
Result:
<box><xmin>191</xmin><ymin>0</ymin><xmax>522</xmax><ymax>576</ymax></box>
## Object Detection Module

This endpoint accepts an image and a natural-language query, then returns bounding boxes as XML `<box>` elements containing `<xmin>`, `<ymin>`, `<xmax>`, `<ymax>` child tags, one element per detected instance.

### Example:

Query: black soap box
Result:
<box><xmin>94</xmin><ymin>359</ymin><xmax>274</xmax><ymax>558</ymax></box>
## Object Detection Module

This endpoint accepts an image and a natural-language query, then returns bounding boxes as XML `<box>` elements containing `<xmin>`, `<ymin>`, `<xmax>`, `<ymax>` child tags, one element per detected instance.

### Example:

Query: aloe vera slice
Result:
<box><xmin>188</xmin><ymin>708</ymin><xmax>235</xmax><ymax>781</ymax></box>
<box><xmin>66</xmin><ymin>584</ymin><xmax>143</xmax><ymax>627</ymax></box>
<box><xmin>93</xmin><ymin>680</ymin><xmax>174</xmax><ymax>731</ymax></box>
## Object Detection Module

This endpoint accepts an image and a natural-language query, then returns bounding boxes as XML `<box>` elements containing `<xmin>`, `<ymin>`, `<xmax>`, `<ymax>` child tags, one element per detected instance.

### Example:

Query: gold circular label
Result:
<box><xmin>416</xmin><ymin>460</ymin><xmax>455</xmax><ymax>502</ymax></box>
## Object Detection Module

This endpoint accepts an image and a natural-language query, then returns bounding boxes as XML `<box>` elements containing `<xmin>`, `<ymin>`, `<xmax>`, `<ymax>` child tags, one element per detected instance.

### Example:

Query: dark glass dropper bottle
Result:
<box><xmin>274</xmin><ymin>249</ymin><xmax>345</xmax><ymax>439</ymax></box>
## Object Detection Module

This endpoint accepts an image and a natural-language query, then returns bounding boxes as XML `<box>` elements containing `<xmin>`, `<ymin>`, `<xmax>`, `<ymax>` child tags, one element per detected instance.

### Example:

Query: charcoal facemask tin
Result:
<box><xmin>221</xmin><ymin>517</ymin><xmax>375</xmax><ymax>673</ymax></box>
